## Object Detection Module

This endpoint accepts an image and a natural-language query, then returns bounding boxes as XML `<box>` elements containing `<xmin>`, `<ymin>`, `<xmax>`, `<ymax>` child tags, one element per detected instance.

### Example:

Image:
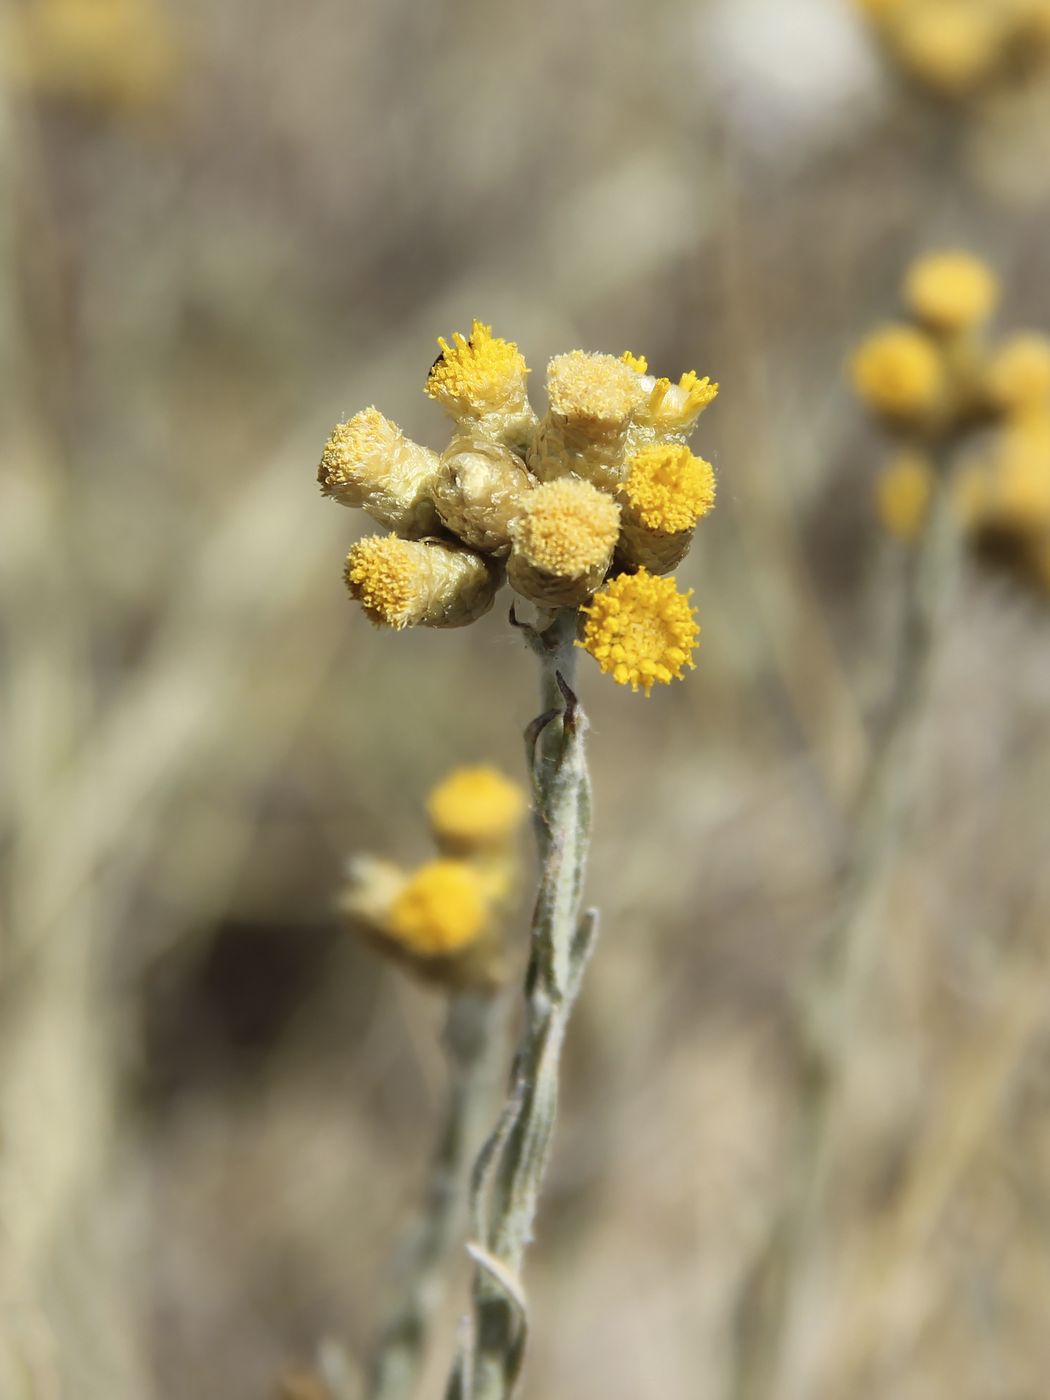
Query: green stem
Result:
<box><xmin>445</xmin><ymin>608</ymin><xmax>598</xmax><ymax>1400</ymax></box>
<box><xmin>368</xmin><ymin>990</ymin><xmax>509</xmax><ymax>1400</ymax></box>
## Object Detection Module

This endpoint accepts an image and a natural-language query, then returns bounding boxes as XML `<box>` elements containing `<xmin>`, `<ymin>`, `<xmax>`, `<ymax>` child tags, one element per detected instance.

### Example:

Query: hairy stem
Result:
<box><xmin>368</xmin><ymin>989</ymin><xmax>510</xmax><ymax>1400</ymax></box>
<box><xmin>446</xmin><ymin>608</ymin><xmax>598</xmax><ymax>1400</ymax></box>
<box><xmin>731</xmin><ymin>484</ymin><xmax>959</xmax><ymax>1400</ymax></box>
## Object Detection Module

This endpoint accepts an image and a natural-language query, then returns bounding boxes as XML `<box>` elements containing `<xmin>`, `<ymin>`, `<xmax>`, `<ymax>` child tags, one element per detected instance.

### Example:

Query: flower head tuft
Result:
<box><xmin>387</xmin><ymin>860</ymin><xmax>489</xmax><ymax>956</ymax></box>
<box><xmin>427</xmin><ymin>766</ymin><xmax>528</xmax><ymax>854</ymax></box>
<box><xmin>345</xmin><ymin>535</ymin><xmax>498</xmax><ymax>629</ymax></box>
<box><xmin>850</xmin><ymin>324</ymin><xmax>944</xmax><ymax>419</ymax></box>
<box><xmin>620</xmin><ymin>350</ymin><xmax>649</xmax><ymax>374</ymax></box>
<box><xmin>904</xmin><ymin>251</ymin><xmax>999</xmax><ymax>333</ymax></box>
<box><xmin>319</xmin><ymin>407</ymin><xmax>441</xmax><ymax>535</ymax></box>
<box><xmin>579</xmin><ymin>568</ymin><xmax>699</xmax><ymax>696</ymax></box>
<box><xmin>639</xmin><ymin>370</ymin><xmax>719</xmax><ymax>436</ymax></box>
<box><xmin>508</xmin><ymin>477</ymin><xmax>620</xmax><ymax>607</ymax></box>
<box><xmin>426</xmin><ymin>320</ymin><xmax>529</xmax><ymax>418</ymax></box>
<box><xmin>546</xmin><ymin>351</ymin><xmax>647</xmax><ymax>431</ymax></box>
<box><xmin>623</xmin><ymin>443</ymin><xmax>716</xmax><ymax>533</ymax></box>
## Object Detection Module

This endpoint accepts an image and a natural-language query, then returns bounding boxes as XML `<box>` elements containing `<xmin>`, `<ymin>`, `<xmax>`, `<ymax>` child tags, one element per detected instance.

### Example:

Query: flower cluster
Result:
<box><xmin>340</xmin><ymin>765</ymin><xmax>528</xmax><ymax>988</ymax></box>
<box><xmin>318</xmin><ymin>324</ymin><xmax>718</xmax><ymax>695</ymax></box>
<box><xmin>853</xmin><ymin>0</ymin><xmax>1050</xmax><ymax>100</ymax></box>
<box><xmin>851</xmin><ymin>251</ymin><xmax>1050</xmax><ymax>589</ymax></box>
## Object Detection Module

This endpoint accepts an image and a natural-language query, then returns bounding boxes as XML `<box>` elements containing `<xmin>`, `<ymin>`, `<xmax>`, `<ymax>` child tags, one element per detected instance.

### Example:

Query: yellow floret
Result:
<box><xmin>512</xmin><ymin>478</ymin><xmax>621</xmax><ymax>576</ymax></box>
<box><xmin>579</xmin><ymin>569</ymin><xmax>699</xmax><ymax>696</ymax></box>
<box><xmin>904</xmin><ymin>251</ymin><xmax>999</xmax><ymax>332</ymax></box>
<box><xmin>850</xmin><ymin>325</ymin><xmax>944</xmax><ymax>418</ymax></box>
<box><xmin>641</xmin><ymin>370</ymin><xmax>719</xmax><ymax>435</ymax></box>
<box><xmin>986</xmin><ymin>334</ymin><xmax>1050</xmax><ymax>413</ymax></box>
<box><xmin>623</xmin><ymin>444</ymin><xmax>716</xmax><ymax>533</ymax></box>
<box><xmin>620</xmin><ymin>350</ymin><xmax>649</xmax><ymax>374</ymax></box>
<box><xmin>546</xmin><ymin>351</ymin><xmax>647</xmax><ymax>428</ymax></box>
<box><xmin>427</xmin><ymin>766</ymin><xmax>528</xmax><ymax>851</ymax></box>
<box><xmin>387</xmin><ymin>860</ymin><xmax>489</xmax><ymax>956</ymax></box>
<box><xmin>875</xmin><ymin>451</ymin><xmax>935</xmax><ymax>540</ymax></box>
<box><xmin>425</xmin><ymin>320</ymin><xmax>528</xmax><ymax>415</ymax></box>
<box><xmin>345</xmin><ymin>535</ymin><xmax>417</xmax><ymax>628</ymax></box>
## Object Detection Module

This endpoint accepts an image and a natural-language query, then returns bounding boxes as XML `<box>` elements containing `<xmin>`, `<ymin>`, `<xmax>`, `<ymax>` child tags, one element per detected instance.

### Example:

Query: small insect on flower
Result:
<box><xmin>579</xmin><ymin>568</ymin><xmax>699</xmax><ymax>696</ymax></box>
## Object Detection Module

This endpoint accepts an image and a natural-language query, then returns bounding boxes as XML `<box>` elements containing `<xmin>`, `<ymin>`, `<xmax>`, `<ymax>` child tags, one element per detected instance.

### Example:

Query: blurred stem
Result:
<box><xmin>368</xmin><ymin>989</ymin><xmax>510</xmax><ymax>1400</ymax></box>
<box><xmin>445</xmin><ymin>609</ymin><xmax>598</xmax><ymax>1400</ymax></box>
<box><xmin>731</xmin><ymin>482</ymin><xmax>959</xmax><ymax>1400</ymax></box>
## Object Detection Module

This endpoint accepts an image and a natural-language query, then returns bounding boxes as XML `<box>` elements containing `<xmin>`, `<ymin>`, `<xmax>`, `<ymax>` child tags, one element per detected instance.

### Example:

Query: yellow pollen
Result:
<box><xmin>875</xmin><ymin>451</ymin><xmax>935</xmax><ymax>540</ymax></box>
<box><xmin>425</xmin><ymin>320</ymin><xmax>527</xmax><ymax>413</ymax></box>
<box><xmin>904</xmin><ymin>251</ymin><xmax>999</xmax><ymax>332</ymax></box>
<box><xmin>850</xmin><ymin>324</ymin><xmax>944</xmax><ymax>417</ymax></box>
<box><xmin>513</xmin><ymin>478</ymin><xmax>621</xmax><ymax>576</ymax></box>
<box><xmin>624</xmin><ymin>444</ymin><xmax>716</xmax><ymax>533</ymax></box>
<box><xmin>344</xmin><ymin>535</ymin><xmax>418</xmax><ymax>628</ymax></box>
<box><xmin>579</xmin><ymin>569</ymin><xmax>699</xmax><ymax>696</ymax></box>
<box><xmin>546</xmin><ymin>351</ymin><xmax>647</xmax><ymax>426</ymax></box>
<box><xmin>426</xmin><ymin>766</ymin><xmax>527</xmax><ymax>850</ymax></box>
<box><xmin>387</xmin><ymin>860</ymin><xmax>488</xmax><ymax>956</ymax></box>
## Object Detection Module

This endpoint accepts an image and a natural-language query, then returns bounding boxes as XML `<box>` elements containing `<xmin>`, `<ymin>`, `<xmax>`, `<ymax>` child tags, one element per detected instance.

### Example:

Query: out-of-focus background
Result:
<box><xmin>2</xmin><ymin>0</ymin><xmax>1050</xmax><ymax>1397</ymax></box>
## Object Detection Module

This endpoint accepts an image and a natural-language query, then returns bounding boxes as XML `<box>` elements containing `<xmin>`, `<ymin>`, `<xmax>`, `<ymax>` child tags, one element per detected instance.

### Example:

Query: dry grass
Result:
<box><xmin>2</xmin><ymin>1</ymin><xmax>1050</xmax><ymax>1397</ymax></box>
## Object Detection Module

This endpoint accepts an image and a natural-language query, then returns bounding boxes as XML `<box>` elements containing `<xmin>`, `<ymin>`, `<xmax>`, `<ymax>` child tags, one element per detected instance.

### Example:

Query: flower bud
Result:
<box><xmin>616</xmin><ymin>443</ymin><xmax>716</xmax><ymax>573</ymax></box>
<box><xmin>431</xmin><ymin>436</ymin><xmax>533</xmax><ymax>555</ymax></box>
<box><xmin>528</xmin><ymin>350</ymin><xmax>647</xmax><ymax>491</ymax></box>
<box><xmin>425</xmin><ymin>320</ymin><xmax>537</xmax><ymax>453</ymax></box>
<box><xmin>507</xmin><ymin>477</ymin><xmax>620</xmax><ymax>608</ymax></box>
<box><xmin>345</xmin><ymin>535</ymin><xmax>501</xmax><ymax>629</ymax></box>
<box><xmin>319</xmin><ymin>407</ymin><xmax>442</xmax><ymax>537</ymax></box>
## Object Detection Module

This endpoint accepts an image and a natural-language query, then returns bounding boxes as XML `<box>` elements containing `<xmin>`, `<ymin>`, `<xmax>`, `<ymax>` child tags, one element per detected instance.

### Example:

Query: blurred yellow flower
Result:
<box><xmin>985</xmin><ymin>334</ymin><xmax>1050</xmax><ymax>413</ymax></box>
<box><xmin>851</xmin><ymin>324</ymin><xmax>944</xmax><ymax>418</ymax></box>
<box><xmin>888</xmin><ymin>0</ymin><xmax>1005</xmax><ymax>95</ymax></box>
<box><xmin>579</xmin><ymin>569</ymin><xmax>699</xmax><ymax>696</ymax></box>
<box><xmin>387</xmin><ymin>861</ymin><xmax>490</xmax><ymax>956</ymax></box>
<box><xmin>875</xmin><ymin>451</ymin><xmax>935</xmax><ymax>540</ymax></box>
<box><xmin>427</xmin><ymin>767</ymin><xmax>528</xmax><ymax>855</ymax></box>
<box><xmin>904</xmin><ymin>251</ymin><xmax>999</xmax><ymax>333</ymax></box>
<box><xmin>3</xmin><ymin>0</ymin><xmax>179</xmax><ymax>109</ymax></box>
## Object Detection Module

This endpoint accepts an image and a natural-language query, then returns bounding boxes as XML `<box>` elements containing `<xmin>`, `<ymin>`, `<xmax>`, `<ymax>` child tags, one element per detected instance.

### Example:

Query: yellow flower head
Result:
<box><xmin>427</xmin><ymin>765</ymin><xmax>528</xmax><ymax>853</ymax></box>
<box><xmin>511</xmin><ymin>478</ymin><xmax>620</xmax><ymax>577</ymax></box>
<box><xmin>986</xmin><ymin>334</ymin><xmax>1050</xmax><ymax>413</ymax></box>
<box><xmin>623</xmin><ymin>444</ymin><xmax>716</xmax><ymax>533</ymax></box>
<box><xmin>620</xmin><ymin>350</ymin><xmax>649</xmax><ymax>374</ymax></box>
<box><xmin>425</xmin><ymin>320</ymin><xmax>529</xmax><ymax>418</ymax></box>
<box><xmin>850</xmin><ymin>324</ymin><xmax>944</xmax><ymax>419</ymax></box>
<box><xmin>387</xmin><ymin>860</ymin><xmax>489</xmax><ymax>956</ymax></box>
<box><xmin>904</xmin><ymin>251</ymin><xmax>999</xmax><ymax>333</ymax></box>
<box><xmin>875</xmin><ymin>451</ymin><xmax>935</xmax><ymax>540</ymax></box>
<box><xmin>345</xmin><ymin>535</ymin><xmax>498</xmax><ymax>629</ymax></box>
<box><xmin>579</xmin><ymin>569</ymin><xmax>699</xmax><ymax>696</ymax></box>
<box><xmin>546</xmin><ymin>351</ymin><xmax>647</xmax><ymax>432</ymax></box>
<box><xmin>888</xmin><ymin>0</ymin><xmax>1004</xmax><ymax>95</ymax></box>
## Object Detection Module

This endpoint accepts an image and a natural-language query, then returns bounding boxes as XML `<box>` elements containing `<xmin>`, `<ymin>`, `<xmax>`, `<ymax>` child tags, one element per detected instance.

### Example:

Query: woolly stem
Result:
<box><xmin>368</xmin><ymin>989</ymin><xmax>510</xmax><ymax>1400</ymax></box>
<box><xmin>445</xmin><ymin>608</ymin><xmax>598</xmax><ymax>1400</ymax></box>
